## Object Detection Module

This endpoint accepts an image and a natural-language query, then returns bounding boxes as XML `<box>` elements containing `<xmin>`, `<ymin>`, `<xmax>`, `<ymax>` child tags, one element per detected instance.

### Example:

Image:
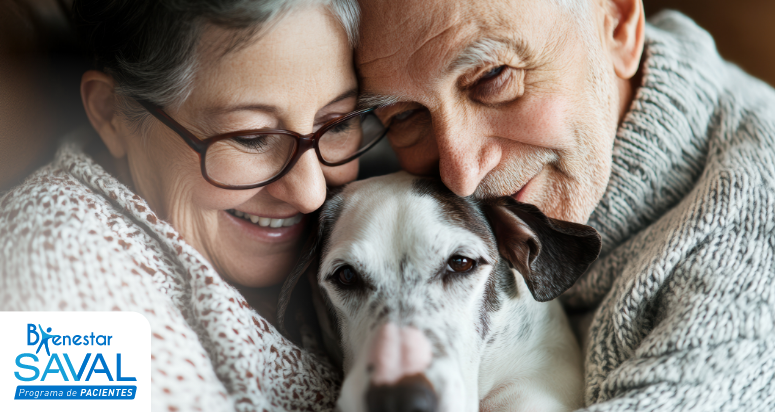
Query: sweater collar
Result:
<box><xmin>586</xmin><ymin>12</ymin><xmax>725</xmax><ymax>256</ymax></box>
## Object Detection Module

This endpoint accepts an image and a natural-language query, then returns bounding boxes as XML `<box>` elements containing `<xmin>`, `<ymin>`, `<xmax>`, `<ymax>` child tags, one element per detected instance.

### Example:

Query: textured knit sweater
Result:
<box><xmin>0</xmin><ymin>141</ymin><xmax>340</xmax><ymax>410</ymax></box>
<box><xmin>2</xmin><ymin>11</ymin><xmax>774</xmax><ymax>412</ymax></box>
<box><xmin>562</xmin><ymin>11</ymin><xmax>775</xmax><ymax>411</ymax></box>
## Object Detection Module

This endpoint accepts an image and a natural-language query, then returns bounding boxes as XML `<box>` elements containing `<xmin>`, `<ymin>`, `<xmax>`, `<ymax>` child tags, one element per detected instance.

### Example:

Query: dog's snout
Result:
<box><xmin>370</xmin><ymin>323</ymin><xmax>433</xmax><ymax>385</ymax></box>
<box><xmin>367</xmin><ymin>375</ymin><xmax>438</xmax><ymax>412</ymax></box>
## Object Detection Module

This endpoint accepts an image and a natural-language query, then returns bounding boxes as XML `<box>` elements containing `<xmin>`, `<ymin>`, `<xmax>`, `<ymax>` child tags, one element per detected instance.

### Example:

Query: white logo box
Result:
<box><xmin>0</xmin><ymin>311</ymin><xmax>151</xmax><ymax>412</ymax></box>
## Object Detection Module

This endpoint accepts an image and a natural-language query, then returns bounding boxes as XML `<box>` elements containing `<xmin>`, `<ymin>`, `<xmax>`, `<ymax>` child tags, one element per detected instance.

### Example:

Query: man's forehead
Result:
<box><xmin>356</xmin><ymin>0</ymin><xmax>557</xmax><ymax>97</ymax></box>
<box><xmin>357</xmin><ymin>0</ymin><xmax>475</xmax><ymax>71</ymax></box>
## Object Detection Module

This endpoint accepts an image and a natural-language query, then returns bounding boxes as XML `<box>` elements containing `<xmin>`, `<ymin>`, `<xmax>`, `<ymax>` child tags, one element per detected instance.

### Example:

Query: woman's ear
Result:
<box><xmin>80</xmin><ymin>70</ymin><xmax>126</xmax><ymax>158</ymax></box>
<box><xmin>603</xmin><ymin>0</ymin><xmax>645</xmax><ymax>80</ymax></box>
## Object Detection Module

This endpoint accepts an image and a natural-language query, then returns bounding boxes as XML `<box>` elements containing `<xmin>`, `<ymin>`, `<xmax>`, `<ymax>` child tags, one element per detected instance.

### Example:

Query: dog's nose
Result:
<box><xmin>370</xmin><ymin>323</ymin><xmax>433</xmax><ymax>385</ymax></box>
<box><xmin>366</xmin><ymin>375</ymin><xmax>438</xmax><ymax>412</ymax></box>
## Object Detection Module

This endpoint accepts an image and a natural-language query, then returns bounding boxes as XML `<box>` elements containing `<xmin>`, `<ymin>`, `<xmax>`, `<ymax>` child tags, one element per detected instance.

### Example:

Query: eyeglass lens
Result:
<box><xmin>318</xmin><ymin>111</ymin><xmax>384</xmax><ymax>163</ymax></box>
<box><xmin>204</xmin><ymin>111</ymin><xmax>386</xmax><ymax>187</ymax></box>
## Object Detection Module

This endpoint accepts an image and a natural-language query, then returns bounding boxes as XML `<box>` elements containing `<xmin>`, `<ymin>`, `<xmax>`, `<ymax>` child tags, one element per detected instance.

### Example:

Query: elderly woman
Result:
<box><xmin>0</xmin><ymin>0</ymin><xmax>383</xmax><ymax>410</ymax></box>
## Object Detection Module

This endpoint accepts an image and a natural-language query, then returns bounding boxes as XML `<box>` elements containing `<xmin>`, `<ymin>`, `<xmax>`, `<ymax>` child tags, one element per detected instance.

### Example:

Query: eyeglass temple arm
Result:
<box><xmin>135</xmin><ymin>99</ymin><xmax>209</xmax><ymax>153</ymax></box>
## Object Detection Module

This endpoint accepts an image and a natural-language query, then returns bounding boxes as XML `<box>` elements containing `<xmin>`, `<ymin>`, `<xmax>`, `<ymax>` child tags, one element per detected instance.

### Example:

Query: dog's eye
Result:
<box><xmin>335</xmin><ymin>265</ymin><xmax>359</xmax><ymax>287</ymax></box>
<box><xmin>448</xmin><ymin>255</ymin><xmax>475</xmax><ymax>272</ymax></box>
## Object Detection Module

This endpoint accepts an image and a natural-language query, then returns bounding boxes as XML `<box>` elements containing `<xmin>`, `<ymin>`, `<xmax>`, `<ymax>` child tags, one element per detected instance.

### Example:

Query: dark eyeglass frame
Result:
<box><xmin>136</xmin><ymin>99</ymin><xmax>387</xmax><ymax>190</ymax></box>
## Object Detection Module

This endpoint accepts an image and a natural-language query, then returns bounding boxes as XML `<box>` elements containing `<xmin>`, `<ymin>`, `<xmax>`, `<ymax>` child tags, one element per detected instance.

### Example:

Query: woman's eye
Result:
<box><xmin>232</xmin><ymin>135</ymin><xmax>269</xmax><ymax>151</ymax></box>
<box><xmin>334</xmin><ymin>265</ymin><xmax>360</xmax><ymax>287</ymax></box>
<box><xmin>447</xmin><ymin>255</ymin><xmax>475</xmax><ymax>273</ymax></box>
<box><xmin>328</xmin><ymin>120</ymin><xmax>356</xmax><ymax>134</ymax></box>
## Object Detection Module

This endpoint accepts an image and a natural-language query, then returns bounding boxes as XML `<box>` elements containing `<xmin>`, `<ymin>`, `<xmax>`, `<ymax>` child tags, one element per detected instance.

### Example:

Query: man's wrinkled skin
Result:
<box><xmin>357</xmin><ymin>0</ymin><xmax>644</xmax><ymax>223</ymax></box>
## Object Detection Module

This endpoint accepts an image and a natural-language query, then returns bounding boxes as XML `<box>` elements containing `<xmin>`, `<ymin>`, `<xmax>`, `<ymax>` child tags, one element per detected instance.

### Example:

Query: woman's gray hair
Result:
<box><xmin>73</xmin><ymin>0</ymin><xmax>359</xmax><ymax>122</ymax></box>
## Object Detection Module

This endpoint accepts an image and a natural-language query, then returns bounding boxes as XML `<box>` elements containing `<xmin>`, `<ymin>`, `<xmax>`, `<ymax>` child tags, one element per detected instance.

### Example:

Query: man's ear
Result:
<box><xmin>603</xmin><ymin>0</ymin><xmax>645</xmax><ymax>80</ymax></box>
<box><xmin>80</xmin><ymin>70</ymin><xmax>126</xmax><ymax>158</ymax></box>
<box><xmin>483</xmin><ymin>197</ymin><xmax>602</xmax><ymax>302</ymax></box>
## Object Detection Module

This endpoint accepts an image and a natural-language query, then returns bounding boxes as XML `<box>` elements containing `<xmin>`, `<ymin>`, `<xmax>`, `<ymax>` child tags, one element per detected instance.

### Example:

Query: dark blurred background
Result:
<box><xmin>1</xmin><ymin>0</ymin><xmax>774</xmax><ymax>192</ymax></box>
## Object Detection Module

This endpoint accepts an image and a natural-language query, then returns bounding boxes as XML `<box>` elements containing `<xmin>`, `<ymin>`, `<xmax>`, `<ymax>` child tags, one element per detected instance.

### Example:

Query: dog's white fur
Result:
<box><xmin>295</xmin><ymin>172</ymin><xmax>592</xmax><ymax>412</ymax></box>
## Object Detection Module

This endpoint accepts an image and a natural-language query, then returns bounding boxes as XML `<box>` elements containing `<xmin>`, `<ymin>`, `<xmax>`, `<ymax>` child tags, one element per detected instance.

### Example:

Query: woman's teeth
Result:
<box><xmin>230</xmin><ymin>210</ymin><xmax>303</xmax><ymax>227</ymax></box>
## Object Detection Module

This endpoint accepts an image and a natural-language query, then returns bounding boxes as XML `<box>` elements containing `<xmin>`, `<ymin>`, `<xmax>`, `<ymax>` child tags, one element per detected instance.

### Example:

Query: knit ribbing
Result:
<box><xmin>565</xmin><ymin>11</ymin><xmax>775</xmax><ymax>411</ymax></box>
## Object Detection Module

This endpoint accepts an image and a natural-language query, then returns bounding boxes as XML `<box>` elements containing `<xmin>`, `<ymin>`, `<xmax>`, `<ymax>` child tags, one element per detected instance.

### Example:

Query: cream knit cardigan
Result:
<box><xmin>3</xmin><ymin>11</ymin><xmax>775</xmax><ymax>412</ymax></box>
<box><xmin>0</xmin><ymin>141</ymin><xmax>340</xmax><ymax>409</ymax></box>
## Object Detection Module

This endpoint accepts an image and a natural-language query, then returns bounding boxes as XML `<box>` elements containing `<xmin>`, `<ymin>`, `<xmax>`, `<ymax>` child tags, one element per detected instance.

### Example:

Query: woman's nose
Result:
<box><xmin>264</xmin><ymin>149</ymin><xmax>327</xmax><ymax>214</ymax></box>
<box><xmin>433</xmin><ymin>115</ymin><xmax>500</xmax><ymax>197</ymax></box>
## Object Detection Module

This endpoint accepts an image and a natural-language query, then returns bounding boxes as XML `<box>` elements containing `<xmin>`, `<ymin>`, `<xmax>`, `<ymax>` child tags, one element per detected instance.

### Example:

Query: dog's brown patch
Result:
<box><xmin>411</xmin><ymin>178</ymin><xmax>496</xmax><ymax>261</ymax></box>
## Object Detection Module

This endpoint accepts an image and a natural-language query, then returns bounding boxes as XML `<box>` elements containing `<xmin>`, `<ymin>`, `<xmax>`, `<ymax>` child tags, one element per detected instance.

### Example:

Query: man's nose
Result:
<box><xmin>433</xmin><ymin>115</ymin><xmax>500</xmax><ymax>197</ymax></box>
<box><xmin>264</xmin><ymin>149</ymin><xmax>326</xmax><ymax>214</ymax></box>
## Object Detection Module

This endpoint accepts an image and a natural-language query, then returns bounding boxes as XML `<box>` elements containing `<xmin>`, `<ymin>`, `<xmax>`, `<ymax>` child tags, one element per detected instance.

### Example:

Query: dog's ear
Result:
<box><xmin>483</xmin><ymin>197</ymin><xmax>601</xmax><ymax>302</ymax></box>
<box><xmin>276</xmin><ymin>212</ymin><xmax>321</xmax><ymax>337</ymax></box>
<box><xmin>277</xmin><ymin>186</ymin><xmax>344</xmax><ymax>336</ymax></box>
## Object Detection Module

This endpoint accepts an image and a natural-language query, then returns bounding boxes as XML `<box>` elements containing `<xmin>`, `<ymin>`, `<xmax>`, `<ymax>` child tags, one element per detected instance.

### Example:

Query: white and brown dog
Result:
<box><xmin>279</xmin><ymin>172</ymin><xmax>601</xmax><ymax>412</ymax></box>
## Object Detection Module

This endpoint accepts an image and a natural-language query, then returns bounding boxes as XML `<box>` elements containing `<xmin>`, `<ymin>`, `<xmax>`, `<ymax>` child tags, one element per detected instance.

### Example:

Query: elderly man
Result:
<box><xmin>357</xmin><ymin>0</ymin><xmax>775</xmax><ymax>410</ymax></box>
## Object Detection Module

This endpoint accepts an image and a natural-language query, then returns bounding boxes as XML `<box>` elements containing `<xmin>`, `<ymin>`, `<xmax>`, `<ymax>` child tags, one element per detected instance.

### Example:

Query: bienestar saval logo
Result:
<box><xmin>0</xmin><ymin>312</ymin><xmax>150</xmax><ymax>412</ymax></box>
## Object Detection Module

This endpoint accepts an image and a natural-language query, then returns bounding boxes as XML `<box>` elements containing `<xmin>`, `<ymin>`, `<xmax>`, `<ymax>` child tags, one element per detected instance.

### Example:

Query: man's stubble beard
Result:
<box><xmin>473</xmin><ymin>42</ymin><xmax>615</xmax><ymax>224</ymax></box>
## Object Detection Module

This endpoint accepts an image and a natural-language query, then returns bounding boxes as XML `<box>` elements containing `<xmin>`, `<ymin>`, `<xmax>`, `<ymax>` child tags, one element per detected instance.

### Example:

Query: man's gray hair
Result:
<box><xmin>448</xmin><ymin>0</ymin><xmax>593</xmax><ymax>70</ymax></box>
<box><xmin>551</xmin><ymin>0</ymin><xmax>589</xmax><ymax>15</ymax></box>
<box><xmin>358</xmin><ymin>0</ymin><xmax>595</xmax><ymax>110</ymax></box>
<box><xmin>73</xmin><ymin>0</ymin><xmax>359</xmax><ymax>120</ymax></box>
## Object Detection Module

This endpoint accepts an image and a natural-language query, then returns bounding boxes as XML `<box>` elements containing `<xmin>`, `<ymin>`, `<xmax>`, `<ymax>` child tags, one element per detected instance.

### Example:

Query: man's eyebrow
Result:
<box><xmin>448</xmin><ymin>37</ymin><xmax>530</xmax><ymax>73</ymax></box>
<box><xmin>357</xmin><ymin>93</ymin><xmax>401</xmax><ymax>109</ymax></box>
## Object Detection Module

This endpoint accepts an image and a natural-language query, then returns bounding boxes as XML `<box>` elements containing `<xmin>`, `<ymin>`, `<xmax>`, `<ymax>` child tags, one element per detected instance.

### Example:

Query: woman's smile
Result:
<box><xmin>221</xmin><ymin>209</ymin><xmax>307</xmax><ymax>243</ymax></box>
<box><xmin>229</xmin><ymin>209</ymin><xmax>304</xmax><ymax>227</ymax></box>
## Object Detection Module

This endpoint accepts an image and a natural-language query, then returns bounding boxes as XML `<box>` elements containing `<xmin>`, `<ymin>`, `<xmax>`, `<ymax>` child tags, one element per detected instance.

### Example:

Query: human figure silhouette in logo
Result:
<box><xmin>35</xmin><ymin>325</ymin><xmax>59</xmax><ymax>357</ymax></box>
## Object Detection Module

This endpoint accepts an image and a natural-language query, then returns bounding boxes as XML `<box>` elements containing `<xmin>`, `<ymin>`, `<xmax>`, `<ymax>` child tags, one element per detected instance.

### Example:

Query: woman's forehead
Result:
<box><xmin>186</xmin><ymin>6</ymin><xmax>356</xmax><ymax>118</ymax></box>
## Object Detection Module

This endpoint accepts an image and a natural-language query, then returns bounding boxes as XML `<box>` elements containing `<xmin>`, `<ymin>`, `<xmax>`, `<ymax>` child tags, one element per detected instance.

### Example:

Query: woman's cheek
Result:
<box><xmin>191</xmin><ymin>182</ymin><xmax>259</xmax><ymax>211</ymax></box>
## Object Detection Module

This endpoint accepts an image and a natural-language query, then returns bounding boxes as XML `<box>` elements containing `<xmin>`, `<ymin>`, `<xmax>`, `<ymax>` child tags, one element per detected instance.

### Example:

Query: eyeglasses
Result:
<box><xmin>136</xmin><ymin>99</ymin><xmax>390</xmax><ymax>190</ymax></box>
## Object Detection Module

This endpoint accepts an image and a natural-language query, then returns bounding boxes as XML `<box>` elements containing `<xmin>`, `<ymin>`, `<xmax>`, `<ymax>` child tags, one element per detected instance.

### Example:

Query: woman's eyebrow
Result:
<box><xmin>203</xmin><ymin>89</ymin><xmax>358</xmax><ymax>117</ymax></box>
<box><xmin>202</xmin><ymin>102</ymin><xmax>279</xmax><ymax>117</ymax></box>
<box><xmin>324</xmin><ymin>88</ymin><xmax>358</xmax><ymax>108</ymax></box>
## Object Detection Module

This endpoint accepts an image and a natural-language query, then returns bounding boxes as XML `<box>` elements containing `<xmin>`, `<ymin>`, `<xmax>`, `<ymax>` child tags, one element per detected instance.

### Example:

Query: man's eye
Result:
<box><xmin>394</xmin><ymin>109</ymin><xmax>418</xmax><ymax>122</ymax></box>
<box><xmin>481</xmin><ymin>65</ymin><xmax>506</xmax><ymax>81</ymax></box>
<box><xmin>470</xmin><ymin>66</ymin><xmax>524</xmax><ymax>106</ymax></box>
<box><xmin>384</xmin><ymin>107</ymin><xmax>431</xmax><ymax>150</ymax></box>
